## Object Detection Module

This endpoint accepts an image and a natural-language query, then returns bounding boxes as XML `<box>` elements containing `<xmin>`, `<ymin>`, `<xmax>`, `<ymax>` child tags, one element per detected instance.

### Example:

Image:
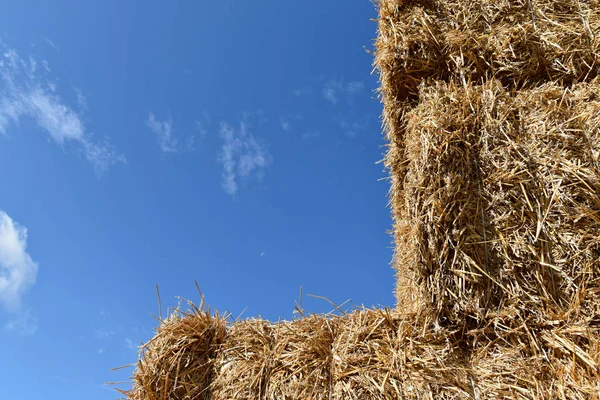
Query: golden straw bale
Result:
<box><xmin>265</xmin><ymin>314</ymin><xmax>338</xmax><ymax>400</ymax></box>
<box><xmin>331</xmin><ymin>308</ymin><xmax>471</xmax><ymax>399</ymax></box>
<box><xmin>375</xmin><ymin>0</ymin><xmax>600</xmax><ymax>102</ymax></box>
<box><xmin>122</xmin><ymin>304</ymin><xmax>226</xmax><ymax>400</ymax></box>
<box><xmin>391</xmin><ymin>79</ymin><xmax>600</xmax><ymax>328</ymax></box>
<box><xmin>212</xmin><ymin>319</ymin><xmax>276</xmax><ymax>400</ymax></box>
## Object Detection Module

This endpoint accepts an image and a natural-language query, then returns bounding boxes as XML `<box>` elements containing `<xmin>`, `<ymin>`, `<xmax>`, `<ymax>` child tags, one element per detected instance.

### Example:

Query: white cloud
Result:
<box><xmin>338</xmin><ymin>118</ymin><xmax>369</xmax><ymax>138</ymax></box>
<box><xmin>322</xmin><ymin>79</ymin><xmax>365</xmax><ymax>105</ymax></box>
<box><xmin>125</xmin><ymin>338</ymin><xmax>137</xmax><ymax>350</ymax></box>
<box><xmin>43</xmin><ymin>37</ymin><xmax>59</xmax><ymax>51</ymax></box>
<box><xmin>5</xmin><ymin>310</ymin><xmax>37</xmax><ymax>335</ymax></box>
<box><xmin>193</xmin><ymin>110</ymin><xmax>210</xmax><ymax>138</ymax></box>
<box><xmin>84</xmin><ymin>141</ymin><xmax>125</xmax><ymax>175</ymax></box>
<box><xmin>0</xmin><ymin>46</ymin><xmax>124</xmax><ymax>174</ymax></box>
<box><xmin>241</xmin><ymin>110</ymin><xmax>268</xmax><ymax>125</ymax></box>
<box><xmin>346</xmin><ymin>81</ymin><xmax>365</xmax><ymax>95</ymax></box>
<box><xmin>302</xmin><ymin>131</ymin><xmax>320</xmax><ymax>140</ymax></box>
<box><xmin>28</xmin><ymin>89</ymin><xmax>87</xmax><ymax>143</ymax></box>
<box><xmin>0</xmin><ymin>211</ymin><xmax>38</xmax><ymax>313</ymax></box>
<box><xmin>146</xmin><ymin>113</ymin><xmax>178</xmax><ymax>153</ymax></box>
<box><xmin>218</xmin><ymin>120</ymin><xmax>271</xmax><ymax>196</ymax></box>
<box><xmin>323</xmin><ymin>86</ymin><xmax>338</xmax><ymax>104</ymax></box>
<box><xmin>279</xmin><ymin>114</ymin><xmax>301</xmax><ymax>132</ymax></box>
<box><xmin>147</xmin><ymin>112</ymin><xmax>207</xmax><ymax>152</ymax></box>
<box><xmin>74</xmin><ymin>87</ymin><xmax>87</xmax><ymax>111</ymax></box>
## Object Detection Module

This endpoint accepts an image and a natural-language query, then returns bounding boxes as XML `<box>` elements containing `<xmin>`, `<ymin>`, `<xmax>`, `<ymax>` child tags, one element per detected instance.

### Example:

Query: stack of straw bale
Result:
<box><xmin>378</xmin><ymin>0</ymin><xmax>600</xmax><ymax>325</ymax></box>
<box><xmin>123</xmin><ymin>301</ymin><xmax>600</xmax><ymax>398</ymax></box>
<box><xmin>121</xmin><ymin>0</ymin><xmax>600</xmax><ymax>398</ymax></box>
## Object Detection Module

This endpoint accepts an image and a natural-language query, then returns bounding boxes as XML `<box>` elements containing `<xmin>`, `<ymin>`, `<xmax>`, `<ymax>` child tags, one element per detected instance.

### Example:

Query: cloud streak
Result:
<box><xmin>147</xmin><ymin>111</ymin><xmax>210</xmax><ymax>152</ymax></box>
<box><xmin>146</xmin><ymin>113</ymin><xmax>179</xmax><ymax>153</ymax></box>
<box><xmin>279</xmin><ymin>114</ymin><xmax>301</xmax><ymax>132</ymax></box>
<box><xmin>218</xmin><ymin>120</ymin><xmax>271</xmax><ymax>196</ymax></box>
<box><xmin>322</xmin><ymin>79</ymin><xmax>365</xmax><ymax>105</ymax></box>
<box><xmin>280</xmin><ymin>117</ymin><xmax>291</xmax><ymax>132</ymax></box>
<box><xmin>302</xmin><ymin>130</ymin><xmax>320</xmax><ymax>140</ymax></box>
<box><xmin>125</xmin><ymin>338</ymin><xmax>137</xmax><ymax>351</ymax></box>
<box><xmin>337</xmin><ymin>117</ymin><xmax>370</xmax><ymax>138</ymax></box>
<box><xmin>0</xmin><ymin>46</ymin><xmax>125</xmax><ymax>174</ymax></box>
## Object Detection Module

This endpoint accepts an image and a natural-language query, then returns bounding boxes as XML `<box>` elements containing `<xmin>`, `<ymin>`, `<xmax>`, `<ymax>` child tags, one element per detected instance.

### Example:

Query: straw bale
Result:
<box><xmin>123</xmin><ymin>305</ymin><xmax>227</xmax><ymax>400</ymax></box>
<box><xmin>467</xmin><ymin>323</ymin><xmax>600</xmax><ymax>399</ymax></box>
<box><xmin>212</xmin><ymin>319</ymin><xmax>276</xmax><ymax>399</ymax></box>
<box><xmin>265</xmin><ymin>314</ymin><xmax>338</xmax><ymax>400</ymax></box>
<box><xmin>331</xmin><ymin>309</ymin><xmax>470</xmax><ymax>399</ymax></box>
<box><xmin>391</xmin><ymin>79</ymin><xmax>600</xmax><ymax>325</ymax></box>
<box><xmin>375</xmin><ymin>0</ymin><xmax>600</xmax><ymax>102</ymax></box>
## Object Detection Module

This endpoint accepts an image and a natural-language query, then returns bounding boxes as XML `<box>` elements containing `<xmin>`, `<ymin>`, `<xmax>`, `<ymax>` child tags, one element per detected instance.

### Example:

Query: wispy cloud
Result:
<box><xmin>193</xmin><ymin>111</ymin><xmax>210</xmax><ymax>137</ymax></box>
<box><xmin>147</xmin><ymin>111</ymin><xmax>209</xmax><ymax>152</ymax></box>
<box><xmin>302</xmin><ymin>131</ymin><xmax>320</xmax><ymax>140</ymax></box>
<box><xmin>93</xmin><ymin>328</ymin><xmax>115</xmax><ymax>339</ymax></box>
<box><xmin>218</xmin><ymin>119</ymin><xmax>271</xmax><ymax>196</ymax></box>
<box><xmin>322</xmin><ymin>79</ymin><xmax>365</xmax><ymax>105</ymax></box>
<box><xmin>125</xmin><ymin>338</ymin><xmax>137</xmax><ymax>351</ymax></box>
<box><xmin>74</xmin><ymin>87</ymin><xmax>87</xmax><ymax>111</ymax></box>
<box><xmin>337</xmin><ymin>118</ymin><xmax>369</xmax><ymax>138</ymax></box>
<box><xmin>0</xmin><ymin>45</ymin><xmax>125</xmax><ymax>175</ymax></box>
<box><xmin>43</xmin><ymin>37</ymin><xmax>59</xmax><ymax>51</ymax></box>
<box><xmin>0</xmin><ymin>211</ymin><xmax>38</xmax><ymax>334</ymax></box>
<box><xmin>279</xmin><ymin>114</ymin><xmax>301</xmax><ymax>132</ymax></box>
<box><xmin>241</xmin><ymin>110</ymin><xmax>268</xmax><ymax>125</ymax></box>
<box><xmin>146</xmin><ymin>113</ymin><xmax>178</xmax><ymax>153</ymax></box>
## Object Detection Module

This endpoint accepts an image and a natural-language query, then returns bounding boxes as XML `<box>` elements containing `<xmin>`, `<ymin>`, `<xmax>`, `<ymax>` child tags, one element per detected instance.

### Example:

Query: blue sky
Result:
<box><xmin>0</xmin><ymin>1</ymin><xmax>393</xmax><ymax>398</ymax></box>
